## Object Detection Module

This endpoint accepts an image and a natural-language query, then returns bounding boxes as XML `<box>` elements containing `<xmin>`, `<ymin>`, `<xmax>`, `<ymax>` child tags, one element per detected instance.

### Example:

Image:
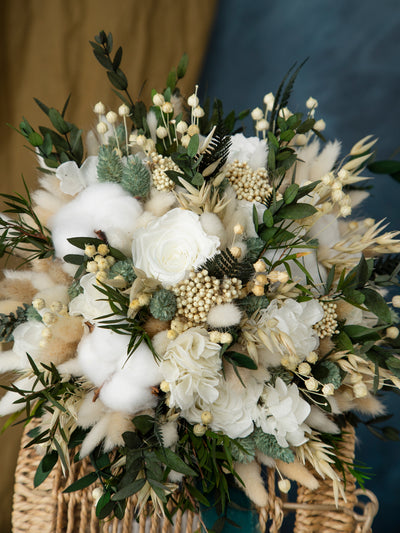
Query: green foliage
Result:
<box><xmin>198</xmin><ymin>98</ymin><xmax>249</xmax><ymax>136</ymax></box>
<box><xmin>368</xmin><ymin>159</ymin><xmax>400</xmax><ymax>183</ymax></box>
<box><xmin>34</xmin><ymin>450</ymin><xmax>59</xmax><ymax>487</ymax></box>
<box><xmin>268</xmin><ymin>366</ymin><xmax>293</xmax><ymax>386</ymax></box>
<box><xmin>67</xmin><ymin>279</ymin><xmax>83</xmax><ymax>300</ymax></box>
<box><xmin>196</xmin><ymin>123</ymin><xmax>232</xmax><ymax>180</ymax></box>
<box><xmin>231</xmin><ymin>436</ymin><xmax>256</xmax><ymax>464</ymax></box>
<box><xmin>201</xmin><ymin>249</ymin><xmax>254</xmax><ymax>283</ymax></box>
<box><xmin>252</xmin><ymin>428</ymin><xmax>294</xmax><ymax>463</ymax></box>
<box><xmin>238</xmin><ymin>293</ymin><xmax>270</xmax><ymax>316</ymax></box>
<box><xmin>121</xmin><ymin>156</ymin><xmax>151</xmax><ymax>197</ymax></box>
<box><xmin>109</xmin><ymin>259</ymin><xmax>136</xmax><ymax>284</ymax></box>
<box><xmin>0</xmin><ymin>304</ymin><xmax>31</xmax><ymax>342</ymax></box>
<box><xmin>0</xmin><ymin>180</ymin><xmax>54</xmax><ymax>265</ymax></box>
<box><xmin>17</xmin><ymin>94</ymin><xmax>84</xmax><ymax>169</ymax></box>
<box><xmin>97</xmin><ymin>145</ymin><xmax>124</xmax><ymax>183</ymax></box>
<box><xmin>149</xmin><ymin>289</ymin><xmax>177</xmax><ymax>321</ymax></box>
<box><xmin>313</xmin><ymin>361</ymin><xmax>342</xmax><ymax>389</ymax></box>
<box><xmin>245</xmin><ymin>237</ymin><xmax>265</xmax><ymax>263</ymax></box>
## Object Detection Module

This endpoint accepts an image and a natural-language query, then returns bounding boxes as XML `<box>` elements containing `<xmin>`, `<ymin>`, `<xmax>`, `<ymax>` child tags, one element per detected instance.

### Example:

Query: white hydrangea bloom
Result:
<box><xmin>160</xmin><ymin>327</ymin><xmax>222</xmax><ymax>409</ymax></box>
<box><xmin>260</xmin><ymin>298</ymin><xmax>324</xmax><ymax>362</ymax></box>
<box><xmin>255</xmin><ymin>378</ymin><xmax>310</xmax><ymax>447</ymax></box>
<box><xmin>227</xmin><ymin>133</ymin><xmax>268</xmax><ymax>170</ymax></box>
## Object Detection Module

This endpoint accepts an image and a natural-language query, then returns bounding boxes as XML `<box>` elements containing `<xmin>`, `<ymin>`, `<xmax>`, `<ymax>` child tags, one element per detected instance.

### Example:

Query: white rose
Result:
<box><xmin>132</xmin><ymin>208</ymin><xmax>220</xmax><ymax>286</ymax></box>
<box><xmin>227</xmin><ymin>133</ymin><xmax>268</xmax><ymax>170</ymax></box>
<box><xmin>160</xmin><ymin>327</ymin><xmax>222</xmax><ymax>409</ymax></box>
<box><xmin>254</xmin><ymin>378</ymin><xmax>310</xmax><ymax>447</ymax></box>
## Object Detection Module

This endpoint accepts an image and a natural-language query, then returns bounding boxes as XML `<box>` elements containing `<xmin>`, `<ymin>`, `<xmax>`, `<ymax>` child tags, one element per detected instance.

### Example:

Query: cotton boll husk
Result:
<box><xmin>200</xmin><ymin>212</ymin><xmax>227</xmax><ymax>246</ymax></box>
<box><xmin>234</xmin><ymin>461</ymin><xmax>268</xmax><ymax>507</ymax></box>
<box><xmin>103</xmin><ymin>412</ymin><xmax>134</xmax><ymax>452</ymax></box>
<box><xmin>306</xmin><ymin>406</ymin><xmax>340</xmax><ymax>434</ymax></box>
<box><xmin>160</xmin><ymin>421</ymin><xmax>179</xmax><ymax>448</ymax></box>
<box><xmin>207</xmin><ymin>303</ymin><xmax>242</xmax><ymax>328</ymax></box>
<box><xmin>275</xmin><ymin>459</ymin><xmax>319</xmax><ymax>490</ymax></box>
<box><xmin>77</xmin><ymin>392</ymin><xmax>106</xmax><ymax>428</ymax></box>
<box><xmin>145</xmin><ymin>189</ymin><xmax>177</xmax><ymax>217</ymax></box>
<box><xmin>49</xmin><ymin>183</ymin><xmax>143</xmax><ymax>260</ymax></box>
<box><xmin>143</xmin><ymin>317</ymin><xmax>170</xmax><ymax>338</ymax></box>
<box><xmin>317</xmin><ymin>337</ymin><xmax>335</xmax><ymax>357</ymax></box>
<box><xmin>151</xmin><ymin>330</ymin><xmax>170</xmax><ymax>357</ymax></box>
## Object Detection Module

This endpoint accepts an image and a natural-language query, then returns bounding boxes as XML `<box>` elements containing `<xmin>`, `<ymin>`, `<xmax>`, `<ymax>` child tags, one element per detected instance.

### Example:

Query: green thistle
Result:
<box><xmin>149</xmin><ymin>289</ymin><xmax>177</xmax><ymax>321</ymax></box>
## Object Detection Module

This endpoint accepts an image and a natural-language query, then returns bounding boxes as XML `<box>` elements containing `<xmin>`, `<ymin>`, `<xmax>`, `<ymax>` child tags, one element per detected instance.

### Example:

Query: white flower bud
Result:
<box><xmin>97</xmin><ymin>257</ymin><xmax>109</xmax><ymax>271</ymax></box>
<box><xmin>297</xmin><ymin>362</ymin><xmax>311</xmax><ymax>376</ymax></box>
<box><xmin>97</xmin><ymin>244</ymin><xmax>109</xmax><ymax>256</ymax></box>
<box><xmin>156</xmin><ymin>126</ymin><xmax>168</xmax><ymax>139</ymax></box>
<box><xmin>386</xmin><ymin>327</ymin><xmax>399</xmax><ymax>339</ymax></box>
<box><xmin>201</xmin><ymin>411</ymin><xmax>213</xmax><ymax>425</ymax></box>
<box><xmin>392</xmin><ymin>295</ymin><xmax>400</xmax><ymax>308</ymax></box>
<box><xmin>193</xmin><ymin>423</ymin><xmax>207</xmax><ymax>437</ymax></box>
<box><xmin>263</xmin><ymin>92</ymin><xmax>275</xmax><ymax>110</ymax></box>
<box><xmin>32</xmin><ymin>298</ymin><xmax>45</xmax><ymax>311</ymax></box>
<box><xmin>322</xmin><ymin>383</ymin><xmax>335</xmax><ymax>396</ymax></box>
<box><xmin>152</xmin><ymin>93</ymin><xmax>165</xmax><ymax>107</ymax></box>
<box><xmin>256</xmin><ymin>274</ymin><xmax>268</xmax><ymax>286</ymax></box>
<box><xmin>332</xmin><ymin>189</ymin><xmax>345</xmax><ymax>202</ymax></box>
<box><xmin>106</xmin><ymin>256</ymin><xmax>116</xmax><ymax>267</ymax></box>
<box><xmin>187</xmin><ymin>94</ymin><xmax>199</xmax><ymax>108</ymax></box>
<box><xmin>96</xmin><ymin>271</ymin><xmax>108</xmax><ymax>283</ymax></box>
<box><xmin>305</xmin><ymin>377</ymin><xmax>318</xmax><ymax>391</ymax></box>
<box><xmin>295</xmin><ymin>133</ymin><xmax>307</xmax><ymax>146</ymax></box>
<box><xmin>118</xmin><ymin>104</ymin><xmax>130</xmax><ymax>117</ymax></box>
<box><xmin>253</xmin><ymin>259</ymin><xmax>266</xmax><ymax>272</ymax></box>
<box><xmin>220</xmin><ymin>332</ymin><xmax>233</xmax><ymax>344</ymax></box>
<box><xmin>193</xmin><ymin>106</ymin><xmax>205</xmax><ymax>118</ymax></box>
<box><xmin>176</xmin><ymin>121</ymin><xmax>188</xmax><ymax>134</ymax></box>
<box><xmin>96</xmin><ymin>121</ymin><xmax>108</xmax><ymax>134</ymax></box>
<box><xmin>364</xmin><ymin>218</ymin><xmax>375</xmax><ymax>227</ymax></box>
<box><xmin>84</xmin><ymin>244</ymin><xmax>97</xmax><ymax>257</ymax></box>
<box><xmin>306</xmin><ymin>351</ymin><xmax>318</xmax><ymax>364</ymax></box>
<box><xmin>340</xmin><ymin>205</ymin><xmax>352</xmax><ymax>218</ymax></box>
<box><xmin>252</xmin><ymin>284</ymin><xmax>265</xmax><ymax>296</ymax></box>
<box><xmin>160</xmin><ymin>380</ymin><xmax>170</xmax><ymax>393</ymax></box>
<box><xmin>353</xmin><ymin>382</ymin><xmax>368</xmax><ymax>398</ymax></box>
<box><xmin>167</xmin><ymin>329</ymin><xmax>178</xmax><ymax>340</ymax></box>
<box><xmin>86</xmin><ymin>261</ymin><xmax>98</xmax><ymax>273</ymax></box>
<box><xmin>42</xmin><ymin>312</ymin><xmax>57</xmax><ymax>326</ymax></box>
<box><xmin>314</xmin><ymin>119</ymin><xmax>326</xmax><ymax>132</ymax></box>
<box><xmin>251</xmin><ymin>107</ymin><xmax>264</xmax><ymax>121</ymax></box>
<box><xmin>209</xmin><ymin>331</ymin><xmax>222</xmax><ymax>343</ymax></box>
<box><xmin>233</xmin><ymin>224</ymin><xmax>244</xmax><ymax>235</ymax></box>
<box><xmin>181</xmin><ymin>135</ymin><xmax>191</xmax><ymax>148</ymax></box>
<box><xmin>306</xmin><ymin>97</ymin><xmax>318</xmax><ymax>109</ymax></box>
<box><xmin>187</xmin><ymin>124</ymin><xmax>200</xmax><ymax>136</ymax></box>
<box><xmin>161</xmin><ymin>102</ymin><xmax>174</xmax><ymax>114</ymax></box>
<box><xmin>322</xmin><ymin>174</ymin><xmax>334</xmax><ymax>185</ymax></box>
<box><xmin>92</xmin><ymin>487</ymin><xmax>103</xmax><ymax>505</ymax></box>
<box><xmin>106</xmin><ymin>111</ymin><xmax>118</xmax><ymax>124</ymax></box>
<box><xmin>255</xmin><ymin>119</ymin><xmax>269</xmax><ymax>131</ymax></box>
<box><xmin>278</xmin><ymin>479</ymin><xmax>291</xmax><ymax>493</ymax></box>
<box><xmin>93</xmin><ymin>101</ymin><xmax>106</xmax><ymax>115</ymax></box>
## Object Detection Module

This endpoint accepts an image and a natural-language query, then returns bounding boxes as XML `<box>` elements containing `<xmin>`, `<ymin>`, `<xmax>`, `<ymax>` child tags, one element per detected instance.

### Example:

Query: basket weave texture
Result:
<box><xmin>12</xmin><ymin>423</ymin><xmax>378</xmax><ymax>533</ymax></box>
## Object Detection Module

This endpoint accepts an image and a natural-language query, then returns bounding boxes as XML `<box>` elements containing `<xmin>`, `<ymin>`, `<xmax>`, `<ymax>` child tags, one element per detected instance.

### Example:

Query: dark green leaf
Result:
<box><xmin>107</xmin><ymin>70</ymin><xmax>128</xmax><ymax>91</ymax></box>
<box><xmin>28</xmin><ymin>132</ymin><xmax>43</xmax><ymax>147</ymax></box>
<box><xmin>277</xmin><ymin>203</ymin><xmax>317</xmax><ymax>220</ymax></box>
<box><xmin>112</xmin><ymin>478</ymin><xmax>146</xmax><ymax>500</ymax></box>
<box><xmin>187</xmin><ymin>134</ymin><xmax>199</xmax><ymax>158</ymax></box>
<box><xmin>63</xmin><ymin>254</ymin><xmax>84</xmax><ymax>265</ymax></box>
<box><xmin>283</xmin><ymin>183</ymin><xmax>299</xmax><ymax>204</ymax></box>
<box><xmin>63</xmin><ymin>471</ymin><xmax>98</xmax><ymax>493</ymax></box>
<box><xmin>360</xmin><ymin>288</ymin><xmax>391</xmax><ymax>323</ymax></box>
<box><xmin>48</xmin><ymin>108</ymin><xmax>71</xmax><ymax>134</ymax></box>
<box><xmin>166</xmin><ymin>69</ymin><xmax>177</xmax><ymax>92</ymax></box>
<box><xmin>34</xmin><ymin>450</ymin><xmax>58</xmax><ymax>487</ymax></box>
<box><xmin>224</xmin><ymin>351</ymin><xmax>257</xmax><ymax>370</ymax></box>
<box><xmin>263</xmin><ymin>209</ymin><xmax>274</xmax><ymax>227</ymax></box>
<box><xmin>177</xmin><ymin>53</ymin><xmax>189</xmax><ymax>79</ymax></box>
<box><xmin>297</xmin><ymin>118</ymin><xmax>316</xmax><ymax>134</ymax></box>
<box><xmin>368</xmin><ymin>160</ymin><xmax>400</xmax><ymax>175</ymax></box>
<box><xmin>154</xmin><ymin>448</ymin><xmax>197</xmax><ymax>476</ymax></box>
<box><xmin>132</xmin><ymin>415</ymin><xmax>154</xmax><ymax>435</ymax></box>
<box><xmin>113</xmin><ymin>46</ymin><xmax>123</xmax><ymax>70</ymax></box>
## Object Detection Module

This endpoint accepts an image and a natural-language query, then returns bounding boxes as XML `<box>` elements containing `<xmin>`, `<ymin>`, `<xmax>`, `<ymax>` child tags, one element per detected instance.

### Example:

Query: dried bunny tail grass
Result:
<box><xmin>0</xmin><ymin>276</ymin><xmax>37</xmax><ymax>302</ymax></box>
<box><xmin>275</xmin><ymin>458</ymin><xmax>320</xmax><ymax>491</ymax></box>
<box><xmin>295</xmin><ymin>432</ymin><xmax>344</xmax><ymax>505</ymax></box>
<box><xmin>234</xmin><ymin>460</ymin><xmax>269</xmax><ymax>507</ymax></box>
<box><xmin>31</xmin><ymin>257</ymin><xmax>72</xmax><ymax>285</ymax></box>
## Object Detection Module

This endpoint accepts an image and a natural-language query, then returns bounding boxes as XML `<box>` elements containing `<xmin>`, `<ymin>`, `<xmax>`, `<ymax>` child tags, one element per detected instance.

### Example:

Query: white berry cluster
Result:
<box><xmin>224</xmin><ymin>160</ymin><xmax>274</xmax><ymax>202</ymax></box>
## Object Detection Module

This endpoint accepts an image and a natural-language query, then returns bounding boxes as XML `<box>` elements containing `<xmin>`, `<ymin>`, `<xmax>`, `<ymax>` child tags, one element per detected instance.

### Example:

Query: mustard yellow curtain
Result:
<box><xmin>0</xmin><ymin>1</ymin><xmax>217</xmax><ymax>531</ymax></box>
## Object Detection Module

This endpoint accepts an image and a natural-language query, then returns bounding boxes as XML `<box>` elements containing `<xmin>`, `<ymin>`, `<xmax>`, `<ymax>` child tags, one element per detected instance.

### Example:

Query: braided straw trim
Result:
<box><xmin>293</xmin><ymin>423</ymin><xmax>378</xmax><ymax>533</ymax></box>
<box><xmin>12</xmin><ymin>421</ymin><xmax>378</xmax><ymax>533</ymax></box>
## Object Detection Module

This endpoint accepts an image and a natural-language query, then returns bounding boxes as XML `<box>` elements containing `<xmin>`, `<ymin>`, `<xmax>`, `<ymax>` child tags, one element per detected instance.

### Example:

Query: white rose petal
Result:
<box><xmin>132</xmin><ymin>208</ymin><xmax>219</xmax><ymax>286</ymax></box>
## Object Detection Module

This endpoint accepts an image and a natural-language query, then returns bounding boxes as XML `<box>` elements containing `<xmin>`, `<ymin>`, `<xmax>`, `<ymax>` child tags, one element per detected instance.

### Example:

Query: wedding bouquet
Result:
<box><xmin>1</xmin><ymin>31</ymin><xmax>400</xmax><ymax>525</ymax></box>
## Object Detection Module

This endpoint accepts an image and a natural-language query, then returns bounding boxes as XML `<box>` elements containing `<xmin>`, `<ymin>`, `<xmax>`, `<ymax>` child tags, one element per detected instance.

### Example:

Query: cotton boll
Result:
<box><xmin>234</xmin><ymin>461</ymin><xmax>268</xmax><ymax>507</ymax></box>
<box><xmin>145</xmin><ymin>189</ymin><xmax>177</xmax><ymax>217</ymax></box>
<box><xmin>151</xmin><ymin>330</ymin><xmax>170</xmax><ymax>357</ymax></box>
<box><xmin>306</xmin><ymin>406</ymin><xmax>340</xmax><ymax>434</ymax></box>
<box><xmin>57</xmin><ymin>357</ymin><xmax>83</xmax><ymax>377</ymax></box>
<box><xmin>200</xmin><ymin>212</ymin><xmax>227</xmax><ymax>246</ymax></box>
<box><xmin>77</xmin><ymin>392</ymin><xmax>106</xmax><ymax>428</ymax></box>
<box><xmin>0</xmin><ymin>350</ymin><xmax>24</xmax><ymax>372</ymax></box>
<box><xmin>77</xmin><ymin>326</ymin><xmax>130</xmax><ymax>386</ymax></box>
<box><xmin>207</xmin><ymin>303</ymin><xmax>242</xmax><ymax>328</ymax></box>
<box><xmin>49</xmin><ymin>183</ymin><xmax>143</xmax><ymax>261</ymax></box>
<box><xmin>160</xmin><ymin>421</ymin><xmax>179</xmax><ymax>448</ymax></box>
<box><xmin>275</xmin><ymin>459</ymin><xmax>319</xmax><ymax>491</ymax></box>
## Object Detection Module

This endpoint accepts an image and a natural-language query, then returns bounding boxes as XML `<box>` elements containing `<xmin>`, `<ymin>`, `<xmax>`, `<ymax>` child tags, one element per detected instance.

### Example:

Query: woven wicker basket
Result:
<box><xmin>12</xmin><ymin>423</ymin><xmax>378</xmax><ymax>533</ymax></box>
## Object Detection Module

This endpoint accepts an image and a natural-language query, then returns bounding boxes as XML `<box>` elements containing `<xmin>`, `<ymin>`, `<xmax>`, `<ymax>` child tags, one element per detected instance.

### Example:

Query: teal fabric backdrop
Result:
<box><xmin>199</xmin><ymin>1</ymin><xmax>400</xmax><ymax>531</ymax></box>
